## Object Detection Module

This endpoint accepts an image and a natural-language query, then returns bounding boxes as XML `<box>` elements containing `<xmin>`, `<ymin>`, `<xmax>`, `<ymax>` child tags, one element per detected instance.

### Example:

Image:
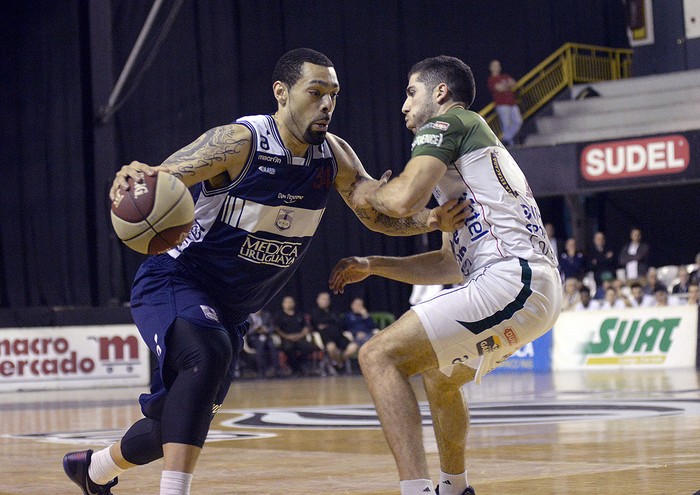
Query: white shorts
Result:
<box><xmin>412</xmin><ymin>257</ymin><xmax>562</xmax><ymax>383</ymax></box>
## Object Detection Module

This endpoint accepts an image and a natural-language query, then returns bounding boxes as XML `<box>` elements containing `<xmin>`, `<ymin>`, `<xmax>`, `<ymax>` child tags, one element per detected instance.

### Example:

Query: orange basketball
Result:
<box><xmin>110</xmin><ymin>171</ymin><xmax>194</xmax><ymax>255</ymax></box>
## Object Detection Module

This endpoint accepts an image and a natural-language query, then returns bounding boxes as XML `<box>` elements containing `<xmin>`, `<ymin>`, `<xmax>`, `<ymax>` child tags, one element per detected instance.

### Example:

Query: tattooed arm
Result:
<box><xmin>109</xmin><ymin>124</ymin><xmax>252</xmax><ymax>200</ymax></box>
<box><xmin>351</xmin><ymin>154</ymin><xmax>447</xmax><ymax>218</ymax></box>
<box><xmin>326</xmin><ymin>134</ymin><xmax>465</xmax><ymax>236</ymax></box>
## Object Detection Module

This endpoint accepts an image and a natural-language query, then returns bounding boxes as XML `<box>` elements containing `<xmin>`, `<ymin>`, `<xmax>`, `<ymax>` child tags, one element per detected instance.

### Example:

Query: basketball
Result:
<box><xmin>110</xmin><ymin>171</ymin><xmax>195</xmax><ymax>255</ymax></box>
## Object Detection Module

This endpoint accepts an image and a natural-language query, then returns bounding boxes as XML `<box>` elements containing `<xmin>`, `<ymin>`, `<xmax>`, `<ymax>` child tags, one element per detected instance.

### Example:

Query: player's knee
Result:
<box><xmin>168</xmin><ymin>319</ymin><xmax>233</xmax><ymax>378</ymax></box>
<box><xmin>422</xmin><ymin>373</ymin><xmax>452</xmax><ymax>396</ymax></box>
<box><xmin>358</xmin><ymin>337</ymin><xmax>388</xmax><ymax>371</ymax></box>
<box><xmin>196</xmin><ymin>330</ymin><xmax>233</xmax><ymax>377</ymax></box>
<box><xmin>424</xmin><ymin>366</ymin><xmax>475</xmax><ymax>395</ymax></box>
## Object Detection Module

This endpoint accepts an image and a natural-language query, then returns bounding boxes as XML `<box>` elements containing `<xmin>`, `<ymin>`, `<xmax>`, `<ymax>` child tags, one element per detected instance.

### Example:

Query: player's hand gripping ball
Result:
<box><xmin>110</xmin><ymin>171</ymin><xmax>195</xmax><ymax>255</ymax></box>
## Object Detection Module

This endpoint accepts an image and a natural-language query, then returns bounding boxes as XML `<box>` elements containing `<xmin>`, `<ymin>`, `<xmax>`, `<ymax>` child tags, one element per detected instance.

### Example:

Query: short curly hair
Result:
<box><xmin>272</xmin><ymin>48</ymin><xmax>334</xmax><ymax>87</ymax></box>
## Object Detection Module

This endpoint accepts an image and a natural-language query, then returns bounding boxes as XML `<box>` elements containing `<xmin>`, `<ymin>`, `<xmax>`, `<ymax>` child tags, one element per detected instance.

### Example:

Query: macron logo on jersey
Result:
<box><xmin>258</xmin><ymin>153</ymin><xmax>282</xmax><ymax>164</ymax></box>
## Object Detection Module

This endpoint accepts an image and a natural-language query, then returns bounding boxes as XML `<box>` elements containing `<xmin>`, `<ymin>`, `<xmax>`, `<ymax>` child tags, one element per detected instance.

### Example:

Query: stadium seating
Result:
<box><xmin>525</xmin><ymin>69</ymin><xmax>700</xmax><ymax>146</ymax></box>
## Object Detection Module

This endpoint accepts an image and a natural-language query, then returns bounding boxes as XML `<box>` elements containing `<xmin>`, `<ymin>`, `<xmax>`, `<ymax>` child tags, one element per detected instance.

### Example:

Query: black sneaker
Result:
<box><xmin>63</xmin><ymin>449</ymin><xmax>118</xmax><ymax>494</ymax></box>
<box><xmin>435</xmin><ymin>486</ymin><xmax>476</xmax><ymax>495</ymax></box>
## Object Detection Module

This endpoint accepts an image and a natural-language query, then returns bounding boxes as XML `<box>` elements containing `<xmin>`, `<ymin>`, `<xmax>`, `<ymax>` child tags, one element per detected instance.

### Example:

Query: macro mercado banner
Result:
<box><xmin>0</xmin><ymin>325</ymin><xmax>150</xmax><ymax>392</ymax></box>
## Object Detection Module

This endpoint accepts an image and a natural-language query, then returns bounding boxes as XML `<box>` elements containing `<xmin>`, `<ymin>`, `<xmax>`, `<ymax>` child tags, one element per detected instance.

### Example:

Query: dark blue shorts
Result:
<box><xmin>130</xmin><ymin>255</ymin><xmax>248</xmax><ymax>420</ymax></box>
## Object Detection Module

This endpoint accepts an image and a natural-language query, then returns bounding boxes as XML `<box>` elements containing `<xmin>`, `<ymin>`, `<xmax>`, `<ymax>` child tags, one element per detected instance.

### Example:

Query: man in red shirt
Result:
<box><xmin>487</xmin><ymin>59</ymin><xmax>522</xmax><ymax>147</ymax></box>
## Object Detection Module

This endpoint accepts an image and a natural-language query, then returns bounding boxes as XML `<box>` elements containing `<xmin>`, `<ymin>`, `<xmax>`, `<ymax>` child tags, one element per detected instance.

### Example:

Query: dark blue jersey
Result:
<box><xmin>167</xmin><ymin>114</ymin><xmax>337</xmax><ymax>316</ymax></box>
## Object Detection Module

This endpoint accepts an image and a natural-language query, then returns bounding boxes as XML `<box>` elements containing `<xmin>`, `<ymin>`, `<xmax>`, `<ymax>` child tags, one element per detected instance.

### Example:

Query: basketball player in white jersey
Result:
<box><xmin>62</xmin><ymin>49</ymin><xmax>465</xmax><ymax>495</ymax></box>
<box><xmin>330</xmin><ymin>56</ymin><xmax>562</xmax><ymax>495</ymax></box>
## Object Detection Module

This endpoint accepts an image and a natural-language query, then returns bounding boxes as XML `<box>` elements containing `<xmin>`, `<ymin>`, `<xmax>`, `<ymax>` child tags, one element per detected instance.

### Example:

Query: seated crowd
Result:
<box><xmin>239</xmin><ymin>227</ymin><xmax>697</xmax><ymax>377</ymax></box>
<box><xmin>237</xmin><ymin>293</ymin><xmax>386</xmax><ymax>379</ymax></box>
<box><xmin>557</xmin><ymin>226</ymin><xmax>700</xmax><ymax>311</ymax></box>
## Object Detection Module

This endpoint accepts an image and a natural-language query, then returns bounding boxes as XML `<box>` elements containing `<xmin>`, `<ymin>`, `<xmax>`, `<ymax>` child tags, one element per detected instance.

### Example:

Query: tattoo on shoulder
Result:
<box><xmin>164</xmin><ymin>127</ymin><xmax>249</xmax><ymax>179</ymax></box>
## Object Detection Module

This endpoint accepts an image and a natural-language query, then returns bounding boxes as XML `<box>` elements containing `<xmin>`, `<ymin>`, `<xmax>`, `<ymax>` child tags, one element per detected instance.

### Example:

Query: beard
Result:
<box><xmin>410</xmin><ymin>100</ymin><xmax>440</xmax><ymax>134</ymax></box>
<box><xmin>304</xmin><ymin>128</ymin><xmax>327</xmax><ymax>145</ymax></box>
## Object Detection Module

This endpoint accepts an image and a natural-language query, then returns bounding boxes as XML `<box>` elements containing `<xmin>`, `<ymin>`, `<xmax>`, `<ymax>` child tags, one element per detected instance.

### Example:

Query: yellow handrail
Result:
<box><xmin>479</xmin><ymin>42</ymin><xmax>633</xmax><ymax>138</ymax></box>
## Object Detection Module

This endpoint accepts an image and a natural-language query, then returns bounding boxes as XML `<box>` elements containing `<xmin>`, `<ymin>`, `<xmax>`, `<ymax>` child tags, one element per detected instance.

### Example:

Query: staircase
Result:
<box><xmin>525</xmin><ymin>69</ymin><xmax>700</xmax><ymax>146</ymax></box>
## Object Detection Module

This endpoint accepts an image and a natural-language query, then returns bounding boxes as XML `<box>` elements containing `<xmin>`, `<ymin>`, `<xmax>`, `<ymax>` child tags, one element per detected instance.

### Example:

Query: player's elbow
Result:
<box><xmin>444</xmin><ymin>271</ymin><xmax>464</xmax><ymax>285</ymax></box>
<box><xmin>437</xmin><ymin>253</ymin><xmax>463</xmax><ymax>285</ymax></box>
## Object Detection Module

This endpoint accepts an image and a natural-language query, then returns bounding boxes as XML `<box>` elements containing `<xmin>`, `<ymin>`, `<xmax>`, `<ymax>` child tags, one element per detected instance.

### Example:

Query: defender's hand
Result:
<box><xmin>329</xmin><ymin>256</ymin><xmax>371</xmax><ymax>294</ymax></box>
<box><xmin>349</xmin><ymin>170</ymin><xmax>391</xmax><ymax>209</ymax></box>
<box><xmin>427</xmin><ymin>198</ymin><xmax>467</xmax><ymax>232</ymax></box>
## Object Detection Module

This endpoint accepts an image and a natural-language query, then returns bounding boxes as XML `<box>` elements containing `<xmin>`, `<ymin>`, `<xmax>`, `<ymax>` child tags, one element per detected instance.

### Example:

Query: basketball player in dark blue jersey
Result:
<box><xmin>62</xmin><ymin>48</ymin><xmax>466</xmax><ymax>495</ymax></box>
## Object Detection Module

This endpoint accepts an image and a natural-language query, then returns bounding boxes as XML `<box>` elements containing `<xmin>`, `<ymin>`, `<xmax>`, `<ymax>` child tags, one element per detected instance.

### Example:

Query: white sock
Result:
<box><xmin>438</xmin><ymin>471</ymin><xmax>468</xmax><ymax>495</ymax></box>
<box><xmin>160</xmin><ymin>470</ymin><xmax>193</xmax><ymax>495</ymax></box>
<box><xmin>400</xmin><ymin>478</ymin><xmax>435</xmax><ymax>495</ymax></box>
<box><xmin>88</xmin><ymin>447</ymin><xmax>126</xmax><ymax>485</ymax></box>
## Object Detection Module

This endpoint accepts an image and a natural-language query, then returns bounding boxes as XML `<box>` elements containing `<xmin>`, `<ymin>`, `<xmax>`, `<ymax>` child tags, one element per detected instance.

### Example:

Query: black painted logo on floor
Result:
<box><xmin>219</xmin><ymin>399</ymin><xmax>700</xmax><ymax>430</ymax></box>
<box><xmin>1</xmin><ymin>428</ymin><xmax>275</xmax><ymax>445</ymax></box>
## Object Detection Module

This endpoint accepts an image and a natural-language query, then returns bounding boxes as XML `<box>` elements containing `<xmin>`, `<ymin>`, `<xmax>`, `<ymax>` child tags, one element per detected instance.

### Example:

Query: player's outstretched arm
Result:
<box><xmin>351</xmin><ymin>154</ymin><xmax>447</xmax><ymax>218</ymax></box>
<box><xmin>327</xmin><ymin>134</ymin><xmax>465</xmax><ymax>235</ymax></box>
<box><xmin>329</xmin><ymin>233</ymin><xmax>462</xmax><ymax>294</ymax></box>
<box><xmin>109</xmin><ymin>124</ymin><xmax>252</xmax><ymax>201</ymax></box>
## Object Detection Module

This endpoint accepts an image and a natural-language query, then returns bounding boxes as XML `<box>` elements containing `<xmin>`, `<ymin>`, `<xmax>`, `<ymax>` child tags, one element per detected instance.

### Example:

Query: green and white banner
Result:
<box><xmin>553</xmin><ymin>306</ymin><xmax>698</xmax><ymax>370</ymax></box>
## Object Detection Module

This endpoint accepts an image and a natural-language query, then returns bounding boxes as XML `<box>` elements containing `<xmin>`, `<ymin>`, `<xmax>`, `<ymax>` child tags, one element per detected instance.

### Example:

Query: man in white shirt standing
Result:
<box><xmin>618</xmin><ymin>228</ymin><xmax>650</xmax><ymax>281</ymax></box>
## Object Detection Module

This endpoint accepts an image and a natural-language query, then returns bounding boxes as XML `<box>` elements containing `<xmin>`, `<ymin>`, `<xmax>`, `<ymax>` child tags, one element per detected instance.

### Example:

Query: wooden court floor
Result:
<box><xmin>1</xmin><ymin>368</ymin><xmax>700</xmax><ymax>494</ymax></box>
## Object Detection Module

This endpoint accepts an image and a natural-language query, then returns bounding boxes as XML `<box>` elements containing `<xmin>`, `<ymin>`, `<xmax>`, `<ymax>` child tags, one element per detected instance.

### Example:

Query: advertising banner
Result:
<box><xmin>577</xmin><ymin>131</ymin><xmax>700</xmax><ymax>190</ymax></box>
<box><xmin>0</xmin><ymin>325</ymin><xmax>150</xmax><ymax>392</ymax></box>
<box><xmin>552</xmin><ymin>306</ymin><xmax>698</xmax><ymax>370</ymax></box>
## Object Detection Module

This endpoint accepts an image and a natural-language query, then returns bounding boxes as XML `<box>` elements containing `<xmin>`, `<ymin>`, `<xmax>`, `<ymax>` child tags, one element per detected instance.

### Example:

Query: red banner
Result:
<box><xmin>580</xmin><ymin>135</ymin><xmax>689</xmax><ymax>181</ymax></box>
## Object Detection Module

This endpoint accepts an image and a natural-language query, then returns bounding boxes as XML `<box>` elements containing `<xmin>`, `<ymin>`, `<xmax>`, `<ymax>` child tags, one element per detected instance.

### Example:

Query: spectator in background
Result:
<box><xmin>487</xmin><ymin>59</ymin><xmax>522</xmax><ymax>147</ymax></box>
<box><xmin>574</xmin><ymin>285</ymin><xmax>599</xmax><ymax>311</ymax></box>
<box><xmin>594</xmin><ymin>272</ymin><xmax>615</xmax><ymax>300</ymax></box>
<box><xmin>653</xmin><ymin>286</ymin><xmax>672</xmax><ymax>307</ymax></box>
<box><xmin>619</xmin><ymin>227</ymin><xmax>651</xmax><ymax>281</ymax></box>
<box><xmin>559</xmin><ymin>237</ymin><xmax>586</xmax><ymax>281</ymax></box>
<box><xmin>641</xmin><ymin>267</ymin><xmax>666</xmax><ymax>296</ymax></box>
<box><xmin>246</xmin><ymin>309</ymin><xmax>283</xmax><ymax>378</ymax></box>
<box><xmin>545</xmin><ymin>223</ymin><xmax>561</xmax><ymax>261</ymax></box>
<box><xmin>343</xmin><ymin>297</ymin><xmax>378</xmax><ymax>348</ymax></box>
<box><xmin>687</xmin><ymin>283</ymin><xmax>699</xmax><ymax>305</ymax></box>
<box><xmin>589</xmin><ymin>231</ymin><xmax>616</xmax><ymax>287</ymax></box>
<box><xmin>311</xmin><ymin>291</ymin><xmax>357</xmax><ymax>372</ymax></box>
<box><xmin>600</xmin><ymin>286</ymin><xmax>627</xmax><ymax>310</ymax></box>
<box><xmin>274</xmin><ymin>296</ymin><xmax>316</xmax><ymax>377</ymax></box>
<box><xmin>611</xmin><ymin>277</ymin><xmax>627</xmax><ymax>298</ymax></box>
<box><xmin>689</xmin><ymin>253</ymin><xmax>700</xmax><ymax>285</ymax></box>
<box><xmin>673</xmin><ymin>266</ymin><xmax>691</xmax><ymax>294</ymax></box>
<box><xmin>627</xmin><ymin>282</ymin><xmax>655</xmax><ymax>308</ymax></box>
<box><xmin>561</xmin><ymin>277</ymin><xmax>581</xmax><ymax>311</ymax></box>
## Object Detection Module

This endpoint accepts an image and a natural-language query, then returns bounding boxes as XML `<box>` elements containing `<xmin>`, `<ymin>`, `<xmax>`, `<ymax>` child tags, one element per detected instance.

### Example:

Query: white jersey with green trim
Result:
<box><xmin>411</xmin><ymin>108</ymin><xmax>557</xmax><ymax>278</ymax></box>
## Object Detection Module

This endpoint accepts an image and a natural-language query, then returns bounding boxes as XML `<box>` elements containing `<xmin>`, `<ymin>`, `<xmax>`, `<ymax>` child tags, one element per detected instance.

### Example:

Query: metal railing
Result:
<box><xmin>479</xmin><ymin>43</ymin><xmax>633</xmax><ymax>137</ymax></box>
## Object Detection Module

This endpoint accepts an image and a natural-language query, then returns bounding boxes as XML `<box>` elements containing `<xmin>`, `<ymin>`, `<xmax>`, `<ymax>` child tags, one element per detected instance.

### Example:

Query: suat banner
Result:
<box><xmin>0</xmin><ymin>325</ymin><xmax>150</xmax><ymax>392</ymax></box>
<box><xmin>553</xmin><ymin>306</ymin><xmax>698</xmax><ymax>370</ymax></box>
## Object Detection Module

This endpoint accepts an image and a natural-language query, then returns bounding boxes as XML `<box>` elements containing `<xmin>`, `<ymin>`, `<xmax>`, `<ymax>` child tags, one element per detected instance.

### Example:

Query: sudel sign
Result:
<box><xmin>580</xmin><ymin>135</ymin><xmax>689</xmax><ymax>181</ymax></box>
